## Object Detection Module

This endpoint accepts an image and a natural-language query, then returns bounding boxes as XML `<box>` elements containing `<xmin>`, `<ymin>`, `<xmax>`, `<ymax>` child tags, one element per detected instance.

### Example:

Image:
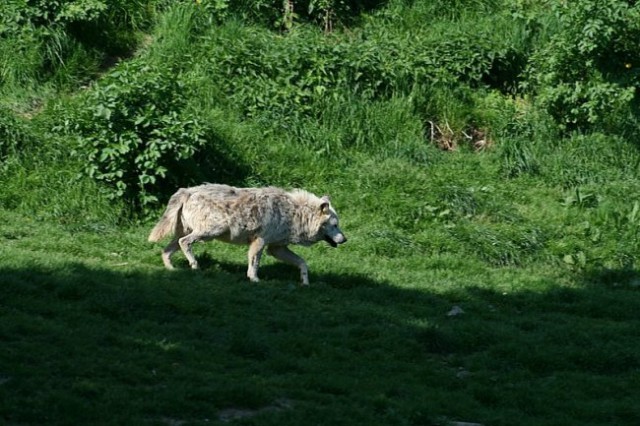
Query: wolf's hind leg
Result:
<box><xmin>267</xmin><ymin>245</ymin><xmax>310</xmax><ymax>286</ymax></box>
<box><xmin>162</xmin><ymin>239</ymin><xmax>180</xmax><ymax>269</ymax></box>
<box><xmin>178</xmin><ymin>227</ymin><xmax>225</xmax><ymax>270</ymax></box>
<box><xmin>247</xmin><ymin>237</ymin><xmax>266</xmax><ymax>282</ymax></box>
<box><xmin>178</xmin><ymin>234</ymin><xmax>202</xmax><ymax>269</ymax></box>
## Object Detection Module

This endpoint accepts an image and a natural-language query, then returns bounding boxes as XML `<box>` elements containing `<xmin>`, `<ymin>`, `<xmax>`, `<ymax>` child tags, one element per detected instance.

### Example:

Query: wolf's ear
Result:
<box><xmin>320</xmin><ymin>195</ymin><xmax>331</xmax><ymax>214</ymax></box>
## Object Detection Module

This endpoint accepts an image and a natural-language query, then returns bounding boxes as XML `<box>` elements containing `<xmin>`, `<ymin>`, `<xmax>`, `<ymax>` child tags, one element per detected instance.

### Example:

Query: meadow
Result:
<box><xmin>1</xmin><ymin>1</ymin><xmax>640</xmax><ymax>425</ymax></box>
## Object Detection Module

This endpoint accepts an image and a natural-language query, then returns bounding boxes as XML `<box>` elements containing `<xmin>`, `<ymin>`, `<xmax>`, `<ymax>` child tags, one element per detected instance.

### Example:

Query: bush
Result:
<box><xmin>61</xmin><ymin>60</ymin><xmax>209</xmax><ymax>213</ymax></box>
<box><xmin>525</xmin><ymin>0</ymin><xmax>640</xmax><ymax>132</ymax></box>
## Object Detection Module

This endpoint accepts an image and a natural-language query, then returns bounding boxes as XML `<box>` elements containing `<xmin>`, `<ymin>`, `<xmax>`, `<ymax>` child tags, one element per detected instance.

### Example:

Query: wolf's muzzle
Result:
<box><xmin>325</xmin><ymin>234</ymin><xmax>346</xmax><ymax>247</ymax></box>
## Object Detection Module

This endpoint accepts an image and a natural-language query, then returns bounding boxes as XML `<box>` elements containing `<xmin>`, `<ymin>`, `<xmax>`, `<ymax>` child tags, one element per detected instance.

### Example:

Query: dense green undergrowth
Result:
<box><xmin>1</xmin><ymin>0</ymin><xmax>640</xmax><ymax>425</ymax></box>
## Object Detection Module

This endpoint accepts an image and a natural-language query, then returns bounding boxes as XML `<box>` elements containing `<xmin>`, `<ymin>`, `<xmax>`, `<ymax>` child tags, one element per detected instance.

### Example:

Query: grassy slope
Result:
<box><xmin>2</xmin><ymin>2</ymin><xmax>640</xmax><ymax>426</ymax></box>
<box><xmin>3</xmin><ymin>147</ymin><xmax>640</xmax><ymax>426</ymax></box>
<box><xmin>2</xmin><ymin>212</ymin><xmax>640</xmax><ymax>426</ymax></box>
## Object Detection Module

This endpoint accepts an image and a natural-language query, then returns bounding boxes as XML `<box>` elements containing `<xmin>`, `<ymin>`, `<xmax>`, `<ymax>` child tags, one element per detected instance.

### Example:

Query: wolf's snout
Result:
<box><xmin>334</xmin><ymin>233</ymin><xmax>347</xmax><ymax>245</ymax></box>
<box><xmin>325</xmin><ymin>233</ymin><xmax>346</xmax><ymax>247</ymax></box>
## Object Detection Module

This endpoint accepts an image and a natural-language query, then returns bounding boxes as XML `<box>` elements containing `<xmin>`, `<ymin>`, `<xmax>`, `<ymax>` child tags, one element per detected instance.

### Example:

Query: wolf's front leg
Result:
<box><xmin>267</xmin><ymin>245</ymin><xmax>310</xmax><ymax>286</ymax></box>
<box><xmin>247</xmin><ymin>238</ymin><xmax>266</xmax><ymax>282</ymax></box>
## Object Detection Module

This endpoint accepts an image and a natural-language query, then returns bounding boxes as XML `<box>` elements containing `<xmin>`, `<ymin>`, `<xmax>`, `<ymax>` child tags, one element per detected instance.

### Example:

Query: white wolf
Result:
<box><xmin>148</xmin><ymin>184</ymin><xmax>347</xmax><ymax>285</ymax></box>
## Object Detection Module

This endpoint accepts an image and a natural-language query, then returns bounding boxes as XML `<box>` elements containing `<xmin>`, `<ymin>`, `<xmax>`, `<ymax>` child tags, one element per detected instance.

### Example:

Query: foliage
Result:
<box><xmin>0</xmin><ymin>0</ymin><xmax>155</xmax><ymax>31</ymax></box>
<box><xmin>525</xmin><ymin>0</ymin><xmax>640</xmax><ymax>131</ymax></box>
<box><xmin>190</xmin><ymin>0</ymin><xmax>230</xmax><ymax>25</ymax></box>
<box><xmin>60</xmin><ymin>60</ymin><xmax>208</xmax><ymax>212</ymax></box>
<box><xmin>0</xmin><ymin>0</ymin><xmax>158</xmax><ymax>95</ymax></box>
<box><xmin>220</xmin><ymin>0</ymin><xmax>383</xmax><ymax>30</ymax></box>
<box><xmin>193</xmin><ymin>12</ymin><xmax>518</xmax><ymax>137</ymax></box>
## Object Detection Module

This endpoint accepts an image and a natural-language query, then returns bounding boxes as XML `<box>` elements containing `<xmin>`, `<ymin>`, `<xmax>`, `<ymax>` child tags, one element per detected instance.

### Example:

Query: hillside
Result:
<box><xmin>1</xmin><ymin>1</ymin><xmax>640</xmax><ymax>425</ymax></box>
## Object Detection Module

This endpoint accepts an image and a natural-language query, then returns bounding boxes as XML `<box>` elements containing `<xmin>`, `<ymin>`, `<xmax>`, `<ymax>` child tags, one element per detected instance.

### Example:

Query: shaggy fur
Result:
<box><xmin>148</xmin><ymin>183</ymin><xmax>346</xmax><ymax>285</ymax></box>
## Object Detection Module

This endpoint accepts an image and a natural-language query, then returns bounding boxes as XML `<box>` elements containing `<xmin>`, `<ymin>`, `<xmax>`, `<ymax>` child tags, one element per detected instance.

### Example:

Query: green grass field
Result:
<box><xmin>2</xmin><ymin>0</ymin><xmax>640</xmax><ymax>425</ymax></box>
<box><xmin>3</xmin><ymin>148</ymin><xmax>640</xmax><ymax>425</ymax></box>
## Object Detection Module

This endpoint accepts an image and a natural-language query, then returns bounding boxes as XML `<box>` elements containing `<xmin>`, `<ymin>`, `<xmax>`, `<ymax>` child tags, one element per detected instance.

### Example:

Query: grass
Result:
<box><xmin>2</xmin><ymin>114</ymin><xmax>640</xmax><ymax>425</ymax></box>
<box><xmin>2</xmin><ymin>1</ymin><xmax>640</xmax><ymax>425</ymax></box>
<box><xmin>2</xmin><ymin>180</ymin><xmax>640</xmax><ymax>426</ymax></box>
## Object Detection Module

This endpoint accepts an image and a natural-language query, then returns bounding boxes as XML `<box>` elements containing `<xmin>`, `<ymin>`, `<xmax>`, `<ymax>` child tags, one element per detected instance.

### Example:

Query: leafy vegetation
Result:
<box><xmin>59</xmin><ymin>59</ymin><xmax>213</xmax><ymax>212</ymax></box>
<box><xmin>526</xmin><ymin>0</ymin><xmax>640</xmax><ymax>133</ymax></box>
<box><xmin>1</xmin><ymin>0</ymin><xmax>640</xmax><ymax>425</ymax></box>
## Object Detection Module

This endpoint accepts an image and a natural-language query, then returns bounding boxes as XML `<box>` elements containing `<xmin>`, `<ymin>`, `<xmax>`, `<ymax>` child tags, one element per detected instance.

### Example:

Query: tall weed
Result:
<box><xmin>0</xmin><ymin>0</ymin><xmax>159</xmax><ymax>97</ymax></box>
<box><xmin>0</xmin><ymin>111</ymin><xmax>122</xmax><ymax>225</ymax></box>
<box><xmin>0</xmin><ymin>26</ymin><xmax>43</xmax><ymax>91</ymax></box>
<box><xmin>0</xmin><ymin>110</ymin><xmax>32</xmax><ymax>170</ymax></box>
<box><xmin>190</xmin><ymin>11</ymin><xmax>522</xmax><ymax>133</ymax></box>
<box><xmin>297</xmin><ymin>94</ymin><xmax>426</xmax><ymax>160</ymax></box>
<box><xmin>146</xmin><ymin>3</ymin><xmax>200</xmax><ymax>67</ymax></box>
<box><xmin>0</xmin><ymin>159</ymin><xmax>123</xmax><ymax>227</ymax></box>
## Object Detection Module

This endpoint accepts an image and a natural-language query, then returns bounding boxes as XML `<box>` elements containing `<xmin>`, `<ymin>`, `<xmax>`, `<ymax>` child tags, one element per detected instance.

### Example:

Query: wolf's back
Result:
<box><xmin>148</xmin><ymin>188</ymin><xmax>191</xmax><ymax>242</ymax></box>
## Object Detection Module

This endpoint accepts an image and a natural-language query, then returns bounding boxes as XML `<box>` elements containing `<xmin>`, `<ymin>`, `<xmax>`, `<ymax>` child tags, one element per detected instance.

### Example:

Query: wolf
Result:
<box><xmin>148</xmin><ymin>183</ymin><xmax>347</xmax><ymax>285</ymax></box>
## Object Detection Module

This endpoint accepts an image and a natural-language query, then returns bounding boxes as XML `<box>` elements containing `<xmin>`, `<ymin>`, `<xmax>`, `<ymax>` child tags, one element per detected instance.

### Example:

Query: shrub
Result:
<box><xmin>61</xmin><ymin>60</ymin><xmax>208</xmax><ymax>213</ymax></box>
<box><xmin>525</xmin><ymin>0</ymin><xmax>640</xmax><ymax>132</ymax></box>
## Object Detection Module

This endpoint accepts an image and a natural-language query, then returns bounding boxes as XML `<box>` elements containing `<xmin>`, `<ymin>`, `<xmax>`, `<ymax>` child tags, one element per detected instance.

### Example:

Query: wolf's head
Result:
<box><xmin>319</xmin><ymin>195</ymin><xmax>347</xmax><ymax>248</ymax></box>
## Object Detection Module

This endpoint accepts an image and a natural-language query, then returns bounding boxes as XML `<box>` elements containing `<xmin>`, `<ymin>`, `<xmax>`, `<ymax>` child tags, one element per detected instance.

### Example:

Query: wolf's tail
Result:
<box><xmin>148</xmin><ymin>188</ymin><xmax>191</xmax><ymax>242</ymax></box>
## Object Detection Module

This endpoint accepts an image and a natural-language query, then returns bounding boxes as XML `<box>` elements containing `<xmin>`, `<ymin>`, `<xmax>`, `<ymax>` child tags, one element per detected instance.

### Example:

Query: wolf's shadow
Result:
<box><xmin>192</xmin><ymin>252</ymin><xmax>369</xmax><ymax>289</ymax></box>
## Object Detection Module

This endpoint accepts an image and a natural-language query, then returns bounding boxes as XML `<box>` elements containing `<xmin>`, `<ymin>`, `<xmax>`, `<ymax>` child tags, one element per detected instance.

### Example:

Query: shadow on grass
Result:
<box><xmin>1</xmin><ymin>263</ymin><xmax>639</xmax><ymax>426</ymax></box>
<box><xmin>195</xmin><ymin>252</ymin><xmax>376</xmax><ymax>290</ymax></box>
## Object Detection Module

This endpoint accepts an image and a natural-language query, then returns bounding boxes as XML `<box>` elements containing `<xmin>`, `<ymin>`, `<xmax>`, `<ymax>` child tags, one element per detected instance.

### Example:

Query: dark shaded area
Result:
<box><xmin>66</xmin><ymin>19</ymin><xmax>145</xmax><ymax>62</ymax></box>
<box><xmin>483</xmin><ymin>50</ymin><xmax>529</xmax><ymax>95</ymax></box>
<box><xmin>1</xmin><ymin>262</ymin><xmax>639</xmax><ymax>425</ymax></box>
<box><xmin>156</xmin><ymin>130</ymin><xmax>252</xmax><ymax>206</ymax></box>
<box><xmin>582</xmin><ymin>265</ymin><xmax>640</xmax><ymax>289</ymax></box>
